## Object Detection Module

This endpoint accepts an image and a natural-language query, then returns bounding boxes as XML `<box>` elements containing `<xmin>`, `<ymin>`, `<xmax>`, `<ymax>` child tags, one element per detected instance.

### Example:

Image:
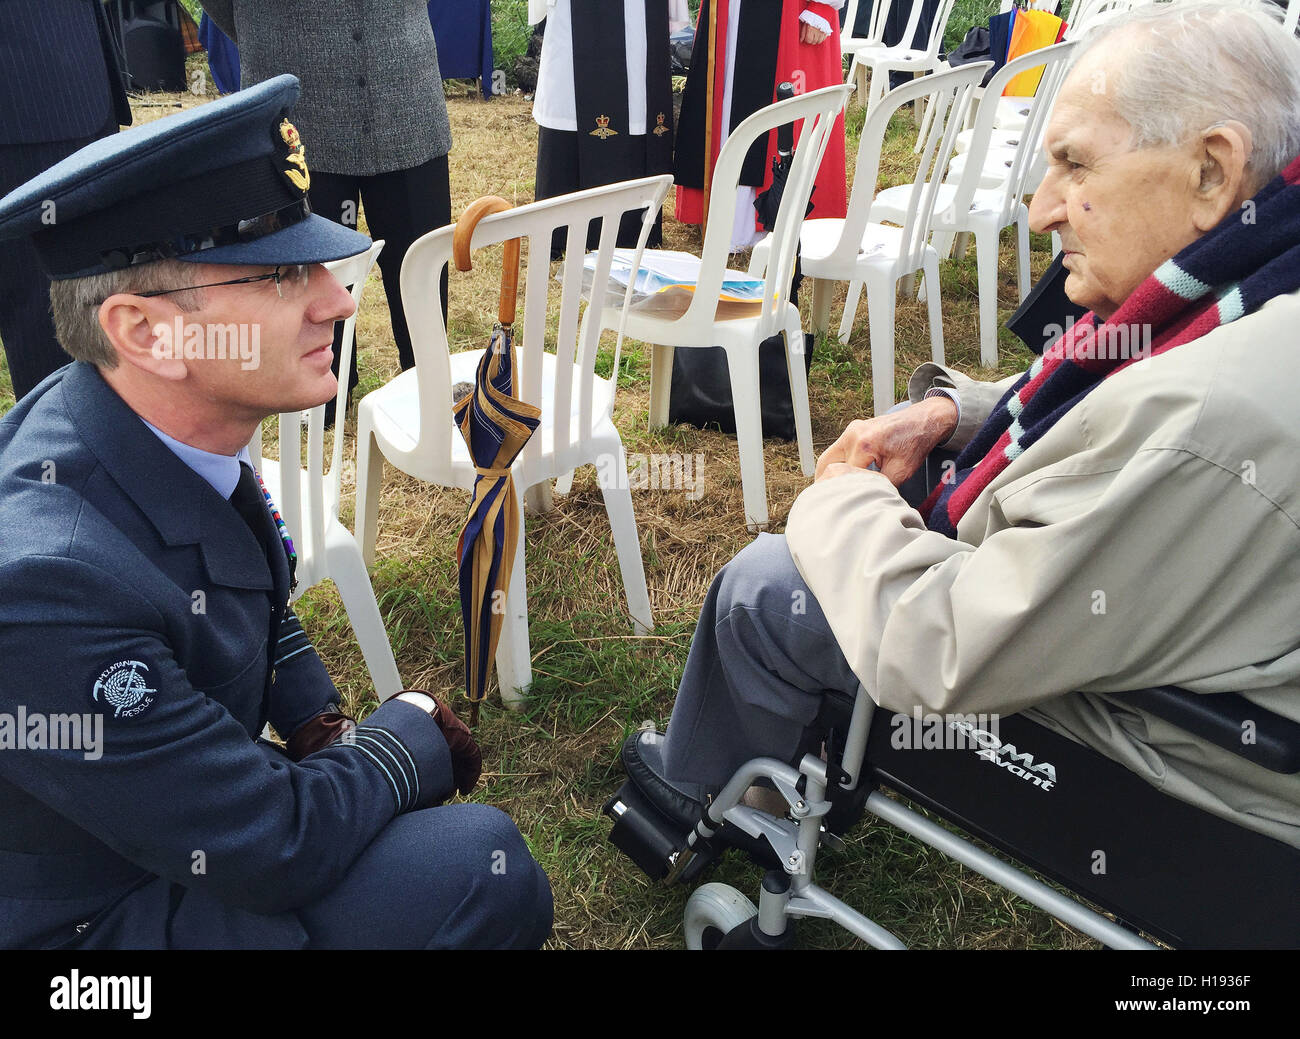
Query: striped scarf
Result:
<box><xmin>923</xmin><ymin>153</ymin><xmax>1300</xmax><ymax>537</ymax></box>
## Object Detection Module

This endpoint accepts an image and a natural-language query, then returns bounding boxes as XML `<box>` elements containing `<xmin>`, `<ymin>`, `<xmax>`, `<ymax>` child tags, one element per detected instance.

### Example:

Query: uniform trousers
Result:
<box><xmin>296</xmin><ymin>804</ymin><xmax>554</xmax><ymax>950</ymax></box>
<box><xmin>308</xmin><ymin>154</ymin><xmax>452</xmax><ymax>407</ymax></box>
<box><xmin>0</xmin><ymin>115</ymin><xmax>118</xmax><ymax>401</ymax></box>
<box><xmin>661</xmin><ymin>444</ymin><xmax>957</xmax><ymax>788</ymax></box>
<box><xmin>70</xmin><ymin>802</ymin><xmax>553</xmax><ymax>950</ymax></box>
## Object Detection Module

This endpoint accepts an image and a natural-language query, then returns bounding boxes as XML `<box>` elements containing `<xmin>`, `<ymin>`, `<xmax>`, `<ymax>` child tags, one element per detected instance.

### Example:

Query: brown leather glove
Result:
<box><xmin>285</xmin><ymin>710</ymin><xmax>357</xmax><ymax>762</ymax></box>
<box><xmin>435</xmin><ymin>695</ymin><xmax>483</xmax><ymax>797</ymax></box>
<box><xmin>400</xmin><ymin>690</ymin><xmax>483</xmax><ymax>797</ymax></box>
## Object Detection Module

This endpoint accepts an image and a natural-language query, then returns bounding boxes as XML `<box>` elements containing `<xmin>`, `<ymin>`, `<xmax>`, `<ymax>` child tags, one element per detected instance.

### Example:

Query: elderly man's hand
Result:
<box><xmin>815</xmin><ymin>396</ymin><xmax>958</xmax><ymax>484</ymax></box>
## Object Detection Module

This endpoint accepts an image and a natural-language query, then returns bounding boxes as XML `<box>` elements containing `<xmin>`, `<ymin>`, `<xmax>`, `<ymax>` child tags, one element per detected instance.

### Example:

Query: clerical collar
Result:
<box><xmin>140</xmin><ymin>418</ymin><xmax>252</xmax><ymax>500</ymax></box>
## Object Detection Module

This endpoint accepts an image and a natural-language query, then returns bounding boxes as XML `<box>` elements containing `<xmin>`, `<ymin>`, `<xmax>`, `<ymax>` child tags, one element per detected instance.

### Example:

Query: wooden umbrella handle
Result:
<box><xmin>453</xmin><ymin>195</ymin><xmax>521</xmax><ymax>326</ymax></box>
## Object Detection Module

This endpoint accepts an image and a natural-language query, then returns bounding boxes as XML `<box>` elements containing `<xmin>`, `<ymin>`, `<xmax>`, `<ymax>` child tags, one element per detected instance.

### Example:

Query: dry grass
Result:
<box><xmin>0</xmin><ymin>74</ymin><xmax>1101</xmax><ymax>950</ymax></box>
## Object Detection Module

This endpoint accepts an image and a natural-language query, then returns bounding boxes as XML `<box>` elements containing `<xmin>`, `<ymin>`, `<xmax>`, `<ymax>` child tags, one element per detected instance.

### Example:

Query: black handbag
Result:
<box><xmin>667</xmin><ymin>331</ymin><xmax>815</xmax><ymax>441</ymax></box>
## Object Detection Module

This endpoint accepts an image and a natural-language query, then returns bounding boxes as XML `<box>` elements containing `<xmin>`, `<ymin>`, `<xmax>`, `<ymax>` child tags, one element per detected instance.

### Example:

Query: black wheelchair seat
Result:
<box><xmin>842</xmin><ymin>688</ymin><xmax>1300</xmax><ymax>949</ymax></box>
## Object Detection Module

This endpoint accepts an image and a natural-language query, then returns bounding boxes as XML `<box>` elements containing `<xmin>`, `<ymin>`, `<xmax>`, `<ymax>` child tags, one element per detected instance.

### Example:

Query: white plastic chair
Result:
<box><xmin>872</xmin><ymin>42</ymin><xmax>1077</xmax><ymax>364</ymax></box>
<box><xmin>1285</xmin><ymin>0</ymin><xmax>1299</xmax><ymax>35</ymax></box>
<box><xmin>249</xmin><ymin>241</ymin><xmax>403</xmax><ymax>701</ymax></box>
<box><xmin>755</xmin><ymin>64</ymin><xmax>987</xmax><ymax>418</ymax></box>
<box><xmin>354</xmin><ymin>176</ymin><xmax>672</xmax><ymax>704</ymax></box>
<box><xmin>846</xmin><ymin>0</ymin><xmax>961</xmax><ymax>115</ymax></box>
<box><xmin>591</xmin><ymin>85</ymin><xmax>850</xmax><ymax>532</ymax></box>
<box><xmin>840</xmin><ymin>0</ymin><xmax>890</xmax><ymax>77</ymax></box>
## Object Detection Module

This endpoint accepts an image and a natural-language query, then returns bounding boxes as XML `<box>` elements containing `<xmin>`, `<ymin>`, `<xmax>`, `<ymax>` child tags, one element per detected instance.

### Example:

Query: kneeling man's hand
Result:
<box><xmin>432</xmin><ymin>697</ymin><xmax>483</xmax><ymax>797</ymax></box>
<box><xmin>815</xmin><ymin>396</ymin><xmax>958</xmax><ymax>485</ymax></box>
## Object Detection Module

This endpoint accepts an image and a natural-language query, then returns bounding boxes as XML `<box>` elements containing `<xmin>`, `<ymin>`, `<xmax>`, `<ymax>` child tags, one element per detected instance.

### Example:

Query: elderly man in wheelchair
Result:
<box><xmin>606</xmin><ymin>0</ymin><xmax>1300</xmax><ymax>949</ymax></box>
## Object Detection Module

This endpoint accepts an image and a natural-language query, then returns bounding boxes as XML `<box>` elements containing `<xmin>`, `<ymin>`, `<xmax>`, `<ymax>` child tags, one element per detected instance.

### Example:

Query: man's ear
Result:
<box><xmin>1193</xmin><ymin>120</ymin><xmax>1254</xmax><ymax>232</ymax></box>
<box><xmin>98</xmin><ymin>295</ymin><xmax>190</xmax><ymax>381</ymax></box>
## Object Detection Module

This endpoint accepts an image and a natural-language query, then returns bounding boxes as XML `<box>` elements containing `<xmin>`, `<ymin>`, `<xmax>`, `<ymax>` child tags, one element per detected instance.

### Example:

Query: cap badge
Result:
<box><xmin>278</xmin><ymin>118</ymin><xmax>311</xmax><ymax>193</ymax></box>
<box><xmin>653</xmin><ymin>113</ymin><xmax>669</xmax><ymax>136</ymax></box>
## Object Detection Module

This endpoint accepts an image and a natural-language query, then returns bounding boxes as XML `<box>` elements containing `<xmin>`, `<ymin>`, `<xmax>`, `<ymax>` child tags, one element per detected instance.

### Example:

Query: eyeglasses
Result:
<box><xmin>135</xmin><ymin>264</ymin><xmax>312</xmax><ymax>301</ymax></box>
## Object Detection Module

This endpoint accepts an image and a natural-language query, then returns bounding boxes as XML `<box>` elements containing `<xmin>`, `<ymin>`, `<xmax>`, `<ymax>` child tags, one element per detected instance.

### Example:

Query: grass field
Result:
<box><xmin>0</xmin><ymin>55</ymin><xmax>1110</xmax><ymax>950</ymax></box>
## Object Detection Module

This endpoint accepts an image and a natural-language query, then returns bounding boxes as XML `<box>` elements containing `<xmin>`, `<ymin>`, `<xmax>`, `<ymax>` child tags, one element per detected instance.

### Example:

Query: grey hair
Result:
<box><xmin>1073</xmin><ymin>0</ymin><xmax>1300</xmax><ymax>183</ymax></box>
<box><xmin>49</xmin><ymin>259</ymin><xmax>206</xmax><ymax>369</ymax></box>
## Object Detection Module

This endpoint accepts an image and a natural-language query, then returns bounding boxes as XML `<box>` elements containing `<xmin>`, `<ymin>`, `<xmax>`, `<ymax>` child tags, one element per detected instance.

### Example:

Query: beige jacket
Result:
<box><xmin>786</xmin><ymin>290</ymin><xmax>1300</xmax><ymax>848</ymax></box>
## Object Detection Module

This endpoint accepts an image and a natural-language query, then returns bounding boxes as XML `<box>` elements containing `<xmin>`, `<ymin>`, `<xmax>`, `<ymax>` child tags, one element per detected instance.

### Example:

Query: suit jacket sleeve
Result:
<box><xmin>0</xmin><ymin>554</ymin><xmax>454</xmax><ymax>916</ymax></box>
<box><xmin>266</xmin><ymin>606</ymin><xmax>347</xmax><ymax>741</ymax></box>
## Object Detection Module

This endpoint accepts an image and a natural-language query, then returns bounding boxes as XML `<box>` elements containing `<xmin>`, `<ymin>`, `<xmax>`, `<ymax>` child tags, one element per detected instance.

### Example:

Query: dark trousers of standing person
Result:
<box><xmin>309</xmin><ymin>154</ymin><xmax>451</xmax><ymax>421</ymax></box>
<box><xmin>0</xmin><ymin>115</ymin><xmax>117</xmax><ymax>401</ymax></box>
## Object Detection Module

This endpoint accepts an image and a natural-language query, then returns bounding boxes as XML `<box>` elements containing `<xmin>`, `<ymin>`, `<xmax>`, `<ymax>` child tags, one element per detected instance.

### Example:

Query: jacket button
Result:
<box><xmin>357</xmin><ymin>75</ymin><xmax>367</xmax><ymax>87</ymax></box>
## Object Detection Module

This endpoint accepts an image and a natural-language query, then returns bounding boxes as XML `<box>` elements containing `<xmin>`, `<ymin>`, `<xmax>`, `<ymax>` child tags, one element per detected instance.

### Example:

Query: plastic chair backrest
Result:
<box><xmin>832</xmin><ymin>62</ymin><xmax>990</xmax><ymax>272</ymax></box>
<box><xmin>267</xmin><ymin>241</ymin><xmax>384</xmax><ymax>570</ymax></box>
<box><xmin>1284</xmin><ymin>0</ymin><xmax>1299</xmax><ymax>34</ymax></box>
<box><xmin>945</xmin><ymin>41</ymin><xmax>1077</xmax><ymax>225</ymax></box>
<box><xmin>398</xmin><ymin>175</ymin><xmax>672</xmax><ymax>480</ymax></box>
<box><xmin>685</xmin><ymin>83</ymin><xmax>850</xmax><ymax>342</ymax></box>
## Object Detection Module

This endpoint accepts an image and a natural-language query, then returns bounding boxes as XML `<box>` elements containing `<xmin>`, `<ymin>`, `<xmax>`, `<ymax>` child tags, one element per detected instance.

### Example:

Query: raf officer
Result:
<box><xmin>0</xmin><ymin>76</ymin><xmax>553</xmax><ymax>949</ymax></box>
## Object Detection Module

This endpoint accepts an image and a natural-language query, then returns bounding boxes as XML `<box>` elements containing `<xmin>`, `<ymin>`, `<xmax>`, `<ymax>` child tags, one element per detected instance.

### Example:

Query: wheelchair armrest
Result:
<box><xmin>1119</xmin><ymin>686</ymin><xmax>1300</xmax><ymax>775</ymax></box>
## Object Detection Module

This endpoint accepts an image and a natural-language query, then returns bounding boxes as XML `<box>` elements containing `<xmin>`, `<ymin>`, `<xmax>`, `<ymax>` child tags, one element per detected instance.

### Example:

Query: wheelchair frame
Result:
<box><xmin>609</xmin><ymin>683</ymin><xmax>1300</xmax><ymax>949</ymax></box>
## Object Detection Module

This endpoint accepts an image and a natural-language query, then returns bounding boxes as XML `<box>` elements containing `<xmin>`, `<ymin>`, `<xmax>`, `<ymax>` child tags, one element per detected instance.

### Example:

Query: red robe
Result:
<box><xmin>675</xmin><ymin>0</ymin><xmax>847</xmax><ymax>230</ymax></box>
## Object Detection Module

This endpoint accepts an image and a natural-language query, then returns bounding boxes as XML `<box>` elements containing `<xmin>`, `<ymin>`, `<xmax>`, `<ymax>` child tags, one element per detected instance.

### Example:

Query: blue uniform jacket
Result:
<box><xmin>0</xmin><ymin>363</ymin><xmax>453</xmax><ymax>949</ymax></box>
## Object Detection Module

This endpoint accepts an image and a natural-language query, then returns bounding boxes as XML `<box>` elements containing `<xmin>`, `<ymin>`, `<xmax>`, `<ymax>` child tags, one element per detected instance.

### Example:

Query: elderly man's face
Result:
<box><xmin>1028</xmin><ymin>50</ymin><xmax>1212</xmax><ymax>319</ymax></box>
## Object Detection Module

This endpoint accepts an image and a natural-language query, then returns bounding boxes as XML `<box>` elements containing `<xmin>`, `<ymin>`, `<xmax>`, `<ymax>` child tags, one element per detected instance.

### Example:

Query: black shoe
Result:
<box><xmin>620</xmin><ymin>731</ymin><xmax>711</xmax><ymax>831</ymax></box>
<box><xmin>619</xmin><ymin>732</ymin><xmax>784</xmax><ymax>871</ymax></box>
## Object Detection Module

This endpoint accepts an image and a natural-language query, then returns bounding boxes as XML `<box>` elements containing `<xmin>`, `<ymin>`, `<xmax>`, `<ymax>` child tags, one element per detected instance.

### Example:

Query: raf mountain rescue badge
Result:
<box><xmin>93</xmin><ymin>660</ymin><xmax>156</xmax><ymax>719</ymax></box>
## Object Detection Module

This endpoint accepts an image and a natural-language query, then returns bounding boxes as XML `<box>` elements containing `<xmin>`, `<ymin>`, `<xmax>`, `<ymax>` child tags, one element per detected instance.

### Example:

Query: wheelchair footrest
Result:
<box><xmin>604</xmin><ymin>779</ymin><xmax>712</xmax><ymax>883</ymax></box>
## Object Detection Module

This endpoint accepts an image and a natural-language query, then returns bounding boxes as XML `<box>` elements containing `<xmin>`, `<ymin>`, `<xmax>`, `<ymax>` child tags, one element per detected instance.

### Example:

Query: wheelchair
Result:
<box><xmin>605</xmin><ymin>680</ymin><xmax>1300</xmax><ymax>949</ymax></box>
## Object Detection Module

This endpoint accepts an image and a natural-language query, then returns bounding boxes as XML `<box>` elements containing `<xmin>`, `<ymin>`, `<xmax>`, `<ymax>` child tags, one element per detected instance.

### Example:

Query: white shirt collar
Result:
<box><xmin>140</xmin><ymin>419</ymin><xmax>252</xmax><ymax>500</ymax></box>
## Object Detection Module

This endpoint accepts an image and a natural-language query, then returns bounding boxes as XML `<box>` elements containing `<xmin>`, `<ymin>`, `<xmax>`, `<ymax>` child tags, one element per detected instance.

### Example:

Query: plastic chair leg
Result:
<box><xmin>1016</xmin><ymin>207</ymin><xmax>1031</xmax><ymax>303</ymax></box>
<box><xmin>554</xmin><ymin>469</ymin><xmax>575</xmax><ymax>497</ymax></box>
<box><xmin>866</xmin><ymin>272</ymin><xmax>898</xmax><ymax>417</ymax></box>
<box><xmin>922</xmin><ymin>251</ymin><xmax>945</xmax><ymax>366</ymax></box>
<box><xmin>354</xmin><ymin>415</ymin><xmax>384</xmax><ymax>568</ymax></box>
<box><xmin>914</xmin><ymin>89</ymin><xmax>935</xmax><ymax>155</ymax></box>
<box><xmin>811</xmin><ymin>277</ymin><xmax>834</xmax><ymax>338</ymax></box>
<box><xmin>594</xmin><ymin>442</ymin><xmax>654</xmax><ymax>635</ymax></box>
<box><xmin>974</xmin><ymin>225</ymin><xmax>1000</xmax><ymax>366</ymax></box>
<box><xmin>723</xmin><ymin>343</ymin><xmax>770</xmax><ymax>531</ymax></box>
<box><xmin>324</xmin><ymin>528</ymin><xmax>403</xmax><ymax>701</ymax></box>
<box><xmin>524</xmin><ymin>480</ymin><xmax>555</xmax><ymax>515</ymax></box>
<box><xmin>838</xmin><ymin>278</ymin><xmax>864</xmax><ymax>344</ymax></box>
<box><xmin>493</xmin><ymin>497</ymin><xmax>532</xmax><ymax>709</ymax></box>
<box><xmin>648</xmin><ymin>343</ymin><xmax>675</xmax><ymax>428</ymax></box>
<box><xmin>783</xmin><ymin>315</ymin><xmax>816</xmax><ymax>478</ymax></box>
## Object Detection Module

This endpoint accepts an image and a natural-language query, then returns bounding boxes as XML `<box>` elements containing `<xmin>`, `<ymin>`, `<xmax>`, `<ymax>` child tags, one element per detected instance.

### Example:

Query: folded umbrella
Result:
<box><xmin>451</xmin><ymin>197</ymin><xmax>541</xmax><ymax>724</ymax></box>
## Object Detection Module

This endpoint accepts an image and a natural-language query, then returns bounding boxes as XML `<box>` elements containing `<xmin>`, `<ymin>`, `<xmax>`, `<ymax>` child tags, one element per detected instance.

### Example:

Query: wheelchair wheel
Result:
<box><xmin>683</xmin><ymin>883</ymin><xmax>758</xmax><ymax>950</ymax></box>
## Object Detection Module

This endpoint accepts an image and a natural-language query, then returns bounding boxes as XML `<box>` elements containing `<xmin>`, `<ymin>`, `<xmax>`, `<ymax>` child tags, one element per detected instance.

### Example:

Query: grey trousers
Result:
<box><xmin>660</xmin><ymin>440</ymin><xmax>958</xmax><ymax>789</ymax></box>
<box><xmin>661</xmin><ymin>532</ymin><xmax>861</xmax><ymax>789</ymax></box>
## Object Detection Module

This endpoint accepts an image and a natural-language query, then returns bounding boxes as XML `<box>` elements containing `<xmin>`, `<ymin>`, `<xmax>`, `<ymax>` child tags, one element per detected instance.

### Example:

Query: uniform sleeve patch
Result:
<box><xmin>92</xmin><ymin>660</ymin><xmax>157</xmax><ymax>719</ymax></box>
